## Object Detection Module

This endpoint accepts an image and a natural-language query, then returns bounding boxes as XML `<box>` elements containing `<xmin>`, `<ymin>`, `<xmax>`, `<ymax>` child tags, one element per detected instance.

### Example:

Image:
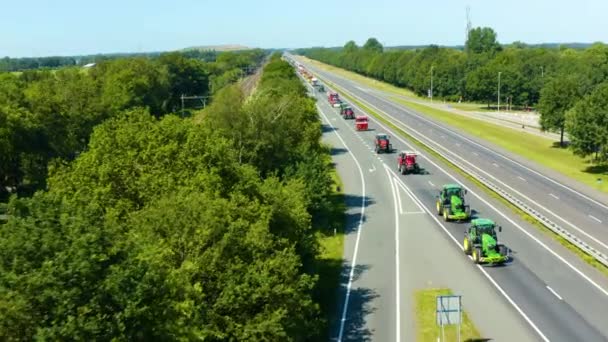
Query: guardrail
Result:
<box><xmin>309</xmin><ymin>71</ymin><xmax>608</xmax><ymax>268</ymax></box>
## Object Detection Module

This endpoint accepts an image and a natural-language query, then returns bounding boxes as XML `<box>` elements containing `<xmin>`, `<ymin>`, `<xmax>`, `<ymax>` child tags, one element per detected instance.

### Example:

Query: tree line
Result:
<box><xmin>298</xmin><ymin>29</ymin><xmax>608</xmax><ymax>163</ymax></box>
<box><xmin>0</xmin><ymin>49</ymin><xmax>265</xmax><ymax>200</ymax></box>
<box><xmin>0</xmin><ymin>49</ymin><xmax>227</xmax><ymax>72</ymax></box>
<box><xmin>0</xmin><ymin>53</ymin><xmax>335</xmax><ymax>340</ymax></box>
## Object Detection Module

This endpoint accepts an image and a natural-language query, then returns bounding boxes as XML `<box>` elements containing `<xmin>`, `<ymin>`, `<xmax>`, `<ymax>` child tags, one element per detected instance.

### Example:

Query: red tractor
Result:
<box><xmin>328</xmin><ymin>92</ymin><xmax>340</xmax><ymax>105</ymax></box>
<box><xmin>374</xmin><ymin>133</ymin><xmax>392</xmax><ymax>153</ymax></box>
<box><xmin>397</xmin><ymin>151</ymin><xmax>420</xmax><ymax>174</ymax></box>
<box><xmin>355</xmin><ymin>116</ymin><xmax>369</xmax><ymax>131</ymax></box>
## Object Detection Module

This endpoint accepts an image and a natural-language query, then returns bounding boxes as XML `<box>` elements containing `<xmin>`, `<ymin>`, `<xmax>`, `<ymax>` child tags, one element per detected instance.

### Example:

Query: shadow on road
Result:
<box><xmin>344</xmin><ymin>194</ymin><xmax>375</xmax><ymax>235</ymax></box>
<box><xmin>329</xmin><ymin>263</ymin><xmax>376</xmax><ymax>342</ymax></box>
<box><xmin>331</xmin><ymin>147</ymin><xmax>348</xmax><ymax>156</ymax></box>
<box><xmin>339</xmin><ymin>287</ymin><xmax>378</xmax><ymax>342</ymax></box>
<box><xmin>322</xmin><ymin>124</ymin><xmax>337</xmax><ymax>133</ymax></box>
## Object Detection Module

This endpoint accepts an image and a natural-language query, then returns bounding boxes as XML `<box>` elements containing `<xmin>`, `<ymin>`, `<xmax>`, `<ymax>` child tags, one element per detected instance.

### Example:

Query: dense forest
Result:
<box><xmin>298</xmin><ymin>28</ymin><xmax>608</xmax><ymax>163</ymax></box>
<box><xmin>0</xmin><ymin>49</ymin><xmax>265</xmax><ymax>199</ymax></box>
<box><xmin>0</xmin><ymin>53</ymin><xmax>336</xmax><ymax>340</ymax></box>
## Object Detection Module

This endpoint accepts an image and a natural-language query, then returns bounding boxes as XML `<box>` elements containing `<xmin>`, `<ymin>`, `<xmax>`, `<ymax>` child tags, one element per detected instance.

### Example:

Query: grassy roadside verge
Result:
<box><xmin>416</xmin><ymin>288</ymin><xmax>481</xmax><ymax>341</ymax></box>
<box><xmin>322</xmin><ymin>76</ymin><xmax>608</xmax><ymax>278</ymax></box>
<box><xmin>315</xmin><ymin>167</ymin><xmax>346</xmax><ymax>338</ymax></box>
<box><xmin>303</xmin><ymin>56</ymin><xmax>607</xmax><ymax>194</ymax></box>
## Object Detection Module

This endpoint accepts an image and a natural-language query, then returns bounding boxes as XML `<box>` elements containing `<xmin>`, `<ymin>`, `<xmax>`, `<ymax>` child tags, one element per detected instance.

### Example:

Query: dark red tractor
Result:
<box><xmin>328</xmin><ymin>92</ymin><xmax>340</xmax><ymax>105</ymax></box>
<box><xmin>374</xmin><ymin>133</ymin><xmax>392</xmax><ymax>153</ymax></box>
<box><xmin>397</xmin><ymin>151</ymin><xmax>420</xmax><ymax>174</ymax></box>
<box><xmin>340</xmin><ymin>104</ymin><xmax>355</xmax><ymax>119</ymax></box>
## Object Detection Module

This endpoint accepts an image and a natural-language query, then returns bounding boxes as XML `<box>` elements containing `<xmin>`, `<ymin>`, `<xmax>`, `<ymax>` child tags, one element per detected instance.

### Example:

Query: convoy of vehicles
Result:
<box><xmin>298</xmin><ymin>67</ymin><xmax>509</xmax><ymax>267</ymax></box>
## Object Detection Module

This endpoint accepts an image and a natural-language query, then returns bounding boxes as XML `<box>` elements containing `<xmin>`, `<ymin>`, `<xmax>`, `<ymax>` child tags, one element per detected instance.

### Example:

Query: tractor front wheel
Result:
<box><xmin>473</xmin><ymin>247</ymin><xmax>482</xmax><ymax>264</ymax></box>
<box><xmin>436</xmin><ymin>201</ymin><xmax>442</xmax><ymax>215</ymax></box>
<box><xmin>463</xmin><ymin>237</ymin><xmax>471</xmax><ymax>255</ymax></box>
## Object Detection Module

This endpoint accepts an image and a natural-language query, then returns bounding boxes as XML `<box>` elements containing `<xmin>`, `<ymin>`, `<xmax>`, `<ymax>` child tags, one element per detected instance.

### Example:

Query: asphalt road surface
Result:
<box><xmin>293</xmin><ymin>55</ymin><xmax>608</xmax><ymax>342</ymax></box>
<box><xmin>301</xmin><ymin>56</ymin><xmax>608</xmax><ymax>260</ymax></box>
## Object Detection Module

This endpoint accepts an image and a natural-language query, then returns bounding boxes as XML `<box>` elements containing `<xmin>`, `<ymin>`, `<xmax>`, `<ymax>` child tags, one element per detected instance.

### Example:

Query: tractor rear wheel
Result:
<box><xmin>401</xmin><ymin>165</ymin><xmax>406</xmax><ymax>175</ymax></box>
<box><xmin>436</xmin><ymin>201</ymin><xmax>442</xmax><ymax>215</ymax></box>
<box><xmin>463</xmin><ymin>237</ymin><xmax>471</xmax><ymax>255</ymax></box>
<box><xmin>443</xmin><ymin>208</ymin><xmax>450</xmax><ymax>222</ymax></box>
<box><xmin>473</xmin><ymin>247</ymin><xmax>482</xmax><ymax>264</ymax></box>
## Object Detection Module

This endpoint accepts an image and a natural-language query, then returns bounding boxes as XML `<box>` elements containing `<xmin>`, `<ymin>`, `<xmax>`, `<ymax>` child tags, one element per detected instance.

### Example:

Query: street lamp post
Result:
<box><xmin>430</xmin><ymin>66</ymin><xmax>434</xmax><ymax>103</ymax></box>
<box><xmin>541</xmin><ymin>66</ymin><xmax>544</xmax><ymax>78</ymax></box>
<box><xmin>497</xmin><ymin>71</ymin><xmax>502</xmax><ymax>113</ymax></box>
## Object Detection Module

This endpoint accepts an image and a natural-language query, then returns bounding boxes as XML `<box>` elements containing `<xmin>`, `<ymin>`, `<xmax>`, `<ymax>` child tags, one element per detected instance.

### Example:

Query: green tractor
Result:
<box><xmin>435</xmin><ymin>184</ymin><xmax>471</xmax><ymax>222</ymax></box>
<box><xmin>463</xmin><ymin>218</ymin><xmax>509</xmax><ymax>264</ymax></box>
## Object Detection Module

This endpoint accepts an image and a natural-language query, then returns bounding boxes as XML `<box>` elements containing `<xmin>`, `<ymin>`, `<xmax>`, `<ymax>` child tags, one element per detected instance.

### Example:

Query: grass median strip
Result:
<box><xmin>319</xmin><ymin>76</ymin><xmax>608</xmax><ymax>278</ymax></box>
<box><xmin>315</xmin><ymin>166</ymin><xmax>346</xmax><ymax>338</ymax></box>
<box><xmin>416</xmin><ymin>288</ymin><xmax>482</xmax><ymax>342</ymax></box>
<box><xmin>304</xmin><ymin>56</ymin><xmax>607</xmax><ymax>194</ymax></box>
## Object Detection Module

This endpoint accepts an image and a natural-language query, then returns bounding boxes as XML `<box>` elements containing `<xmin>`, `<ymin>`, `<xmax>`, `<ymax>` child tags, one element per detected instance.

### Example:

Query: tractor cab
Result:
<box><xmin>468</xmin><ymin>218</ymin><xmax>501</xmax><ymax>242</ymax></box>
<box><xmin>374</xmin><ymin>134</ymin><xmax>392</xmax><ymax>153</ymax></box>
<box><xmin>355</xmin><ymin>116</ymin><xmax>368</xmax><ymax>131</ymax></box>
<box><xmin>397</xmin><ymin>151</ymin><xmax>420</xmax><ymax>174</ymax></box>
<box><xmin>328</xmin><ymin>92</ymin><xmax>339</xmax><ymax>104</ymax></box>
<box><xmin>440</xmin><ymin>184</ymin><xmax>467</xmax><ymax>205</ymax></box>
<box><xmin>341</xmin><ymin>105</ymin><xmax>354</xmax><ymax>119</ymax></box>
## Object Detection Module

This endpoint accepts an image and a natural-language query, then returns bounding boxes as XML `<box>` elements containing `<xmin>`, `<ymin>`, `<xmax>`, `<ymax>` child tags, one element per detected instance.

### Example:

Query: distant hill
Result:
<box><xmin>182</xmin><ymin>44</ymin><xmax>251</xmax><ymax>52</ymax></box>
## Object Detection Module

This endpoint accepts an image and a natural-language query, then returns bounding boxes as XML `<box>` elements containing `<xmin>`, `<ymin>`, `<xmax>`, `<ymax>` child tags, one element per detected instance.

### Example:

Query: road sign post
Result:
<box><xmin>436</xmin><ymin>295</ymin><xmax>462</xmax><ymax>342</ymax></box>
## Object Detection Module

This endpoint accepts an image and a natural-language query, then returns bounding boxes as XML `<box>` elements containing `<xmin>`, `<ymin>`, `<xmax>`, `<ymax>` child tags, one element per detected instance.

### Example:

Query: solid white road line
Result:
<box><xmin>550</xmin><ymin>193</ymin><xmax>560</xmax><ymax>200</ymax></box>
<box><xmin>317</xmin><ymin>104</ymin><xmax>367</xmax><ymax>342</ymax></box>
<box><xmin>386</xmin><ymin>170</ymin><xmax>401</xmax><ymax>342</ymax></box>
<box><xmin>589</xmin><ymin>215</ymin><xmax>602</xmax><ymax>224</ymax></box>
<box><xmin>546</xmin><ymin>286</ymin><xmax>563</xmax><ymax>301</ymax></box>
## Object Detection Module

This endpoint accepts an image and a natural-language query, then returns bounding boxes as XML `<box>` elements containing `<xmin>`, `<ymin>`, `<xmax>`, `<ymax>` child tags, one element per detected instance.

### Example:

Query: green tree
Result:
<box><xmin>343</xmin><ymin>40</ymin><xmax>358</xmax><ymax>53</ymax></box>
<box><xmin>466</xmin><ymin>27</ymin><xmax>501</xmax><ymax>54</ymax></box>
<box><xmin>538</xmin><ymin>75</ymin><xmax>584</xmax><ymax>146</ymax></box>
<box><xmin>363</xmin><ymin>38</ymin><xmax>384</xmax><ymax>54</ymax></box>
<box><xmin>158</xmin><ymin>52</ymin><xmax>210</xmax><ymax>112</ymax></box>
<box><xmin>565</xmin><ymin>83</ymin><xmax>608</xmax><ymax>163</ymax></box>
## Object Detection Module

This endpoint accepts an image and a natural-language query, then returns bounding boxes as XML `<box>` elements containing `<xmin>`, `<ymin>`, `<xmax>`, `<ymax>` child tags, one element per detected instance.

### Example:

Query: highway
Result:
<box><xmin>301</xmin><ymin>57</ymin><xmax>608</xmax><ymax>260</ymax></box>
<box><xmin>291</xmin><ymin>55</ymin><xmax>608</xmax><ymax>341</ymax></box>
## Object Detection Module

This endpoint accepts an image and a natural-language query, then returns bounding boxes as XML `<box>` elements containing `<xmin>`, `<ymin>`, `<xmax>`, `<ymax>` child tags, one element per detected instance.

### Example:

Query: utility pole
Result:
<box><xmin>497</xmin><ymin>71</ymin><xmax>502</xmax><ymax>113</ymax></box>
<box><xmin>430</xmin><ymin>66</ymin><xmax>434</xmax><ymax>103</ymax></box>
<box><xmin>180</xmin><ymin>95</ymin><xmax>211</xmax><ymax>117</ymax></box>
<box><xmin>540</xmin><ymin>66</ymin><xmax>544</xmax><ymax>78</ymax></box>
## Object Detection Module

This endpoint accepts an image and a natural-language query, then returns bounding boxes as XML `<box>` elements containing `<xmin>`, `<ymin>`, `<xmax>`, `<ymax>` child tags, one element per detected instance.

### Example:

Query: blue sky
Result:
<box><xmin>2</xmin><ymin>0</ymin><xmax>606</xmax><ymax>57</ymax></box>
